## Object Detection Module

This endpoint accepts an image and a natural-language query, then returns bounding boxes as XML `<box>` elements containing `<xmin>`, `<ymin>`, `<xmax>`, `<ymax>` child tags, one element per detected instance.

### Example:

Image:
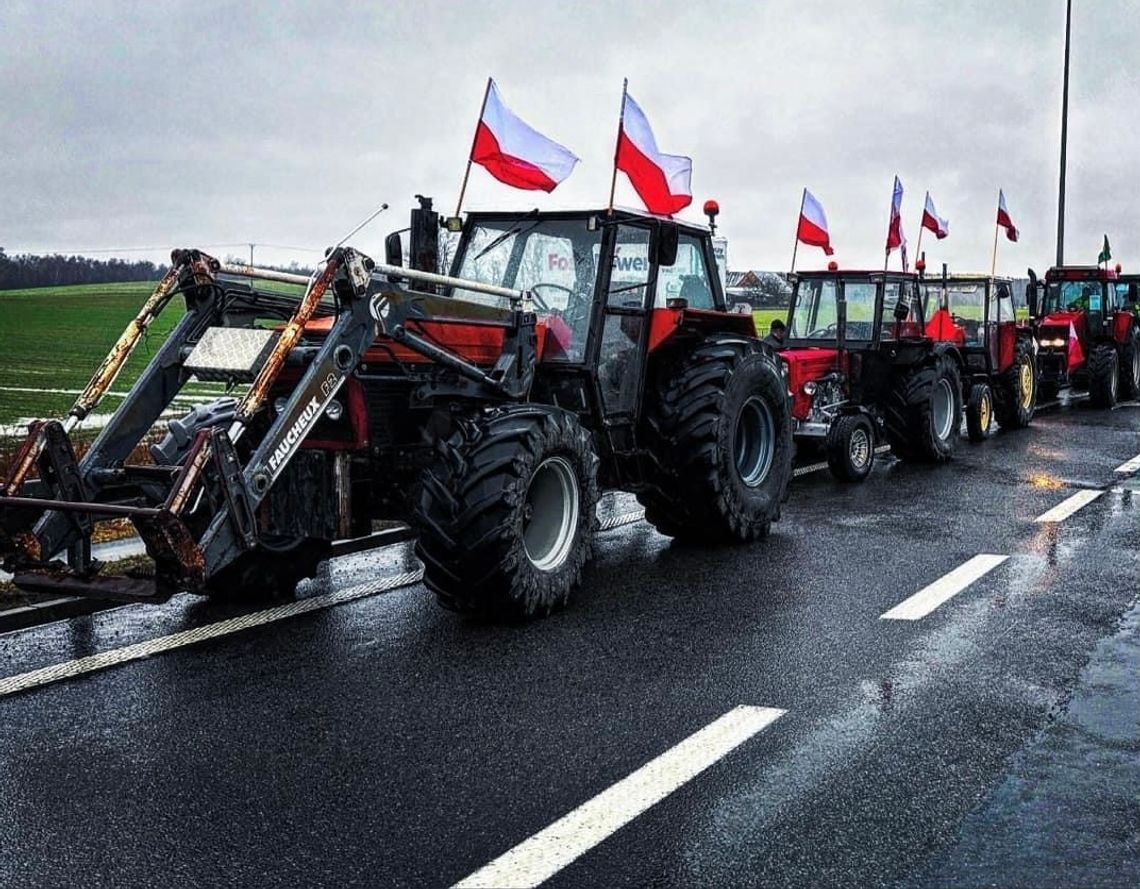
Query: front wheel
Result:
<box><xmin>638</xmin><ymin>337</ymin><xmax>793</xmax><ymax>543</ymax></box>
<box><xmin>414</xmin><ymin>405</ymin><xmax>599</xmax><ymax>620</ymax></box>
<box><xmin>1088</xmin><ymin>343</ymin><xmax>1119</xmax><ymax>408</ymax></box>
<box><xmin>826</xmin><ymin>413</ymin><xmax>875</xmax><ymax>482</ymax></box>
<box><xmin>965</xmin><ymin>382</ymin><xmax>993</xmax><ymax>442</ymax></box>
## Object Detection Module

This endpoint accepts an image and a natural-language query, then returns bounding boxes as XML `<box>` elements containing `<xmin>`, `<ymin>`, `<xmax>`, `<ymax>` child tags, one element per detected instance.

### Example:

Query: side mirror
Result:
<box><xmin>893</xmin><ymin>290</ymin><xmax>912</xmax><ymax>322</ymax></box>
<box><xmin>655</xmin><ymin>223</ymin><xmax>679</xmax><ymax>267</ymax></box>
<box><xmin>384</xmin><ymin>232</ymin><xmax>403</xmax><ymax>268</ymax></box>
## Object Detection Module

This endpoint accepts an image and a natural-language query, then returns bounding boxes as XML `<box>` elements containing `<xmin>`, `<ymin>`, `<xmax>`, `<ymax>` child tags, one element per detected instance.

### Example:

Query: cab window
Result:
<box><xmin>656</xmin><ymin>234</ymin><xmax>715</xmax><ymax>309</ymax></box>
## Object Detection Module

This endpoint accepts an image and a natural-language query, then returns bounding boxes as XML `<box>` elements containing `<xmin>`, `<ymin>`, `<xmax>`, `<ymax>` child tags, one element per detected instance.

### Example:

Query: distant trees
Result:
<box><xmin>0</xmin><ymin>247</ymin><xmax>170</xmax><ymax>290</ymax></box>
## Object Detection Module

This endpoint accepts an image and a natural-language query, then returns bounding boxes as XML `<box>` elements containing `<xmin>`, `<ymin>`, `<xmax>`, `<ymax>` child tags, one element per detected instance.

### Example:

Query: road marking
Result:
<box><xmin>880</xmin><ymin>554</ymin><xmax>1008</xmax><ymax>621</ymax></box>
<box><xmin>1034</xmin><ymin>489</ymin><xmax>1104</xmax><ymax>523</ymax></box>
<box><xmin>1115</xmin><ymin>453</ymin><xmax>1140</xmax><ymax>474</ymax></box>
<box><xmin>453</xmin><ymin>705</ymin><xmax>785</xmax><ymax>889</ymax></box>
<box><xmin>0</xmin><ymin>570</ymin><xmax>425</xmax><ymax>698</ymax></box>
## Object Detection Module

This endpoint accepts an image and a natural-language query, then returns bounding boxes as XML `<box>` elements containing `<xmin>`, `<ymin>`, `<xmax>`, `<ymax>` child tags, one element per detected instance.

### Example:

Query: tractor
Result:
<box><xmin>778</xmin><ymin>268</ymin><xmax>962</xmax><ymax>482</ymax></box>
<box><xmin>920</xmin><ymin>269</ymin><xmax>1037</xmax><ymax>440</ymax></box>
<box><xmin>0</xmin><ymin>199</ymin><xmax>793</xmax><ymax>619</ymax></box>
<box><xmin>1026</xmin><ymin>264</ymin><xmax>1140</xmax><ymax>406</ymax></box>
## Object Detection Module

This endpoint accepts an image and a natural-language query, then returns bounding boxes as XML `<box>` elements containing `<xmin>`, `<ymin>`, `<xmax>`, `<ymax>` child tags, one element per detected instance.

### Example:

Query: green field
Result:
<box><xmin>0</xmin><ymin>282</ymin><xmax>196</xmax><ymax>428</ymax></box>
<box><xmin>752</xmin><ymin>308</ymin><xmax>786</xmax><ymax>333</ymax></box>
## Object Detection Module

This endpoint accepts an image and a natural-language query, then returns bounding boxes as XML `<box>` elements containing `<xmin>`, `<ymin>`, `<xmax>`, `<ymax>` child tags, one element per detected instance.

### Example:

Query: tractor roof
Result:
<box><xmin>463</xmin><ymin>207</ymin><xmax>712</xmax><ymax>236</ymax></box>
<box><xmin>1044</xmin><ymin>265</ymin><xmax>1119</xmax><ymax>282</ymax></box>
<box><xmin>933</xmin><ymin>273</ymin><xmax>1013</xmax><ymax>284</ymax></box>
<box><xmin>791</xmin><ymin>269</ymin><xmax>919</xmax><ymax>281</ymax></box>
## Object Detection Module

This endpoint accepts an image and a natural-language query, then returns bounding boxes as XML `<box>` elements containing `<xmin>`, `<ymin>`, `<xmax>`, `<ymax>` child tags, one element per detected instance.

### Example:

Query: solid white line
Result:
<box><xmin>880</xmin><ymin>554</ymin><xmax>1008</xmax><ymax>621</ymax></box>
<box><xmin>1034</xmin><ymin>489</ymin><xmax>1104</xmax><ymax>523</ymax></box>
<box><xmin>1115</xmin><ymin>453</ymin><xmax>1140</xmax><ymax>474</ymax></box>
<box><xmin>0</xmin><ymin>569</ymin><xmax>424</xmax><ymax>698</ymax></box>
<box><xmin>453</xmin><ymin>705</ymin><xmax>785</xmax><ymax>889</ymax></box>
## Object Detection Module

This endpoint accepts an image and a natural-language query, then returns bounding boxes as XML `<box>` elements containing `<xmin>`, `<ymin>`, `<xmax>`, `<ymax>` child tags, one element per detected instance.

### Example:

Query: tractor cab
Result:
<box><xmin>920</xmin><ymin>273</ymin><xmax>1036</xmax><ymax>437</ymax></box>
<box><xmin>1027</xmin><ymin>264</ymin><xmax>1139</xmax><ymax>404</ymax></box>
<box><xmin>776</xmin><ymin>269</ymin><xmax>960</xmax><ymax>482</ymax></box>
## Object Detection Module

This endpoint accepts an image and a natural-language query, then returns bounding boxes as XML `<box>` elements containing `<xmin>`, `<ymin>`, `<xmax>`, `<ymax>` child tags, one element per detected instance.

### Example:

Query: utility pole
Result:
<box><xmin>1056</xmin><ymin>0</ymin><xmax>1072</xmax><ymax>266</ymax></box>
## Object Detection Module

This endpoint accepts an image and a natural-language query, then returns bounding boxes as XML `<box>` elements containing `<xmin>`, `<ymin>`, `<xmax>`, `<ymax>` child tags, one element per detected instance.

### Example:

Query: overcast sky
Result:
<box><xmin>1</xmin><ymin>0</ymin><xmax>1137</xmax><ymax>275</ymax></box>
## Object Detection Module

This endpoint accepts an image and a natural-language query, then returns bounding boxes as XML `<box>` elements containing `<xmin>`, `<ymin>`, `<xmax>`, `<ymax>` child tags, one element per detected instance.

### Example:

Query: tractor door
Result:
<box><xmin>993</xmin><ymin>281</ymin><xmax>1017</xmax><ymax>371</ymax></box>
<box><xmin>594</xmin><ymin>223</ymin><xmax>656</xmax><ymax>421</ymax></box>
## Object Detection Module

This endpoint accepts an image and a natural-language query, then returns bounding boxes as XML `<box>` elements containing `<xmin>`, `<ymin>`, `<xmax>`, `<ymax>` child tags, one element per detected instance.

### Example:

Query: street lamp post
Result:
<box><xmin>1056</xmin><ymin>0</ymin><xmax>1072</xmax><ymax>266</ymax></box>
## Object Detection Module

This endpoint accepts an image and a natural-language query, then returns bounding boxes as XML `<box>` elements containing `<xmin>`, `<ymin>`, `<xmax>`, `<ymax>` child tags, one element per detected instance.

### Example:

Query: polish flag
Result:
<box><xmin>886</xmin><ymin>176</ymin><xmax>908</xmax><ymax>271</ymax></box>
<box><xmin>997</xmin><ymin>189</ymin><xmax>1019</xmax><ymax>242</ymax></box>
<box><xmin>615</xmin><ymin>92</ymin><xmax>692</xmax><ymax>216</ymax></box>
<box><xmin>921</xmin><ymin>192</ymin><xmax>950</xmax><ymax>239</ymax></box>
<box><xmin>471</xmin><ymin>80</ymin><xmax>579</xmax><ymax>192</ymax></box>
<box><xmin>797</xmin><ymin>189</ymin><xmax>834</xmax><ymax>255</ymax></box>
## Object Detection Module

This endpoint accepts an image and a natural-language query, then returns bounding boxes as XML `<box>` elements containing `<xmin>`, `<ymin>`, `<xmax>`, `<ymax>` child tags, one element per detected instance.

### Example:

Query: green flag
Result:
<box><xmin>1098</xmin><ymin>234</ymin><xmax>1112</xmax><ymax>264</ymax></box>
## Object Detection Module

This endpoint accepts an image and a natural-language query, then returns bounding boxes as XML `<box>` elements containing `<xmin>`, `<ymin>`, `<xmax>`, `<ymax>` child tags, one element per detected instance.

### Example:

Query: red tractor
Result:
<box><xmin>920</xmin><ymin>270</ymin><xmax>1037</xmax><ymax>440</ymax></box>
<box><xmin>1027</xmin><ymin>265</ymin><xmax>1140</xmax><ymax>406</ymax></box>
<box><xmin>0</xmin><ymin>199</ymin><xmax>793</xmax><ymax>619</ymax></box>
<box><xmin>778</xmin><ymin>269</ymin><xmax>962</xmax><ymax>482</ymax></box>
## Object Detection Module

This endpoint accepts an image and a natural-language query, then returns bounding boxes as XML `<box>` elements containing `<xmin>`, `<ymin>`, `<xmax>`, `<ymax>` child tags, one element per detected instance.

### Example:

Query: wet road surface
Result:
<box><xmin>1</xmin><ymin>397</ymin><xmax>1138</xmax><ymax>887</ymax></box>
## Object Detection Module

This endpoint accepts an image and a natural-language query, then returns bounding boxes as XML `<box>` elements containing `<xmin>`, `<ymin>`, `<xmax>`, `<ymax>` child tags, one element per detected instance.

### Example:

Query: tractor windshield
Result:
<box><xmin>789</xmin><ymin>278</ymin><xmax>839</xmax><ymax>339</ymax></box>
<box><xmin>452</xmin><ymin>217</ymin><xmax>602</xmax><ymax>313</ymax></box>
<box><xmin>1044</xmin><ymin>280</ymin><xmax>1105</xmax><ymax>314</ymax></box>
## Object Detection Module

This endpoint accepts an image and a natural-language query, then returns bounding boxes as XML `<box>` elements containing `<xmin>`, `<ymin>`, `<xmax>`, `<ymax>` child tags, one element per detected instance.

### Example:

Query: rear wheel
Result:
<box><xmin>965</xmin><ymin>382</ymin><xmax>993</xmax><ymax>442</ymax></box>
<box><xmin>414</xmin><ymin>405</ymin><xmax>599</xmax><ymax>620</ymax></box>
<box><xmin>1088</xmin><ymin>343</ymin><xmax>1119</xmax><ymax>408</ymax></box>
<box><xmin>638</xmin><ymin>337</ymin><xmax>792</xmax><ymax>543</ymax></box>
<box><xmin>1119</xmin><ymin>326</ymin><xmax>1140</xmax><ymax>400</ymax></box>
<box><xmin>884</xmin><ymin>353</ymin><xmax>962</xmax><ymax>462</ymax></box>
<box><xmin>826</xmin><ymin>413</ymin><xmax>875</xmax><ymax>482</ymax></box>
<box><xmin>993</xmin><ymin>338</ymin><xmax>1036</xmax><ymax>429</ymax></box>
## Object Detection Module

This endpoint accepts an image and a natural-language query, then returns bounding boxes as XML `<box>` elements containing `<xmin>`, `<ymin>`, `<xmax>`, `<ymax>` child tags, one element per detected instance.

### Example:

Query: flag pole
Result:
<box><xmin>454</xmin><ymin>77</ymin><xmax>493</xmax><ymax>219</ymax></box>
<box><xmin>990</xmin><ymin>218</ymin><xmax>1000</xmax><ymax>278</ymax></box>
<box><xmin>914</xmin><ymin>193</ymin><xmax>926</xmax><ymax>262</ymax></box>
<box><xmin>883</xmin><ymin>180</ymin><xmax>894</xmax><ymax>272</ymax></box>
<box><xmin>790</xmin><ymin>187</ymin><xmax>805</xmax><ymax>273</ymax></box>
<box><xmin>607</xmin><ymin>78</ymin><xmax>629</xmax><ymax>216</ymax></box>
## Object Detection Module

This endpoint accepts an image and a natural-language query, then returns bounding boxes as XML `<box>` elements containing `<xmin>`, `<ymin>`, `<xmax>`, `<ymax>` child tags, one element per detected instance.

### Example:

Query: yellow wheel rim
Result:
<box><xmin>980</xmin><ymin>390</ymin><xmax>992</xmax><ymax>430</ymax></box>
<box><xmin>1019</xmin><ymin>359</ymin><xmax>1034</xmax><ymax>410</ymax></box>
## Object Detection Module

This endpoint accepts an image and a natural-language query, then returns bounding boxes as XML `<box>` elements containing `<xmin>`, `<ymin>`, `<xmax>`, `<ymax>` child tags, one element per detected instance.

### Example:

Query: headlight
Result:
<box><xmin>325</xmin><ymin>399</ymin><xmax>344</xmax><ymax>421</ymax></box>
<box><xmin>273</xmin><ymin>397</ymin><xmax>288</xmax><ymax>414</ymax></box>
<box><xmin>803</xmin><ymin>381</ymin><xmax>817</xmax><ymax>395</ymax></box>
<box><xmin>1039</xmin><ymin>337</ymin><xmax>1066</xmax><ymax>348</ymax></box>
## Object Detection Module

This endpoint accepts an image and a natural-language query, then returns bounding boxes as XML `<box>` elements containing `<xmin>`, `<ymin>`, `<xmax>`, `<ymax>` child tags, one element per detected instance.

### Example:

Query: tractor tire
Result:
<box><xmin>202</xmin><ymin>538</ymin><xmax>330</xmax><ymax>602</ymax></box>
<box><xmin>993</xmin><ymin>338</ymin><xmax>1036</xmax><ymax>430</ymax></box>
<box><xmin>965</xmin><ymin>382</ymin><xmax>994</xmax><ymax>443</ymax></box>
<box><xmin>1119</xmin><ymin>326</ymin><xmax>1140</xmax><ymax>401</ymax></box>
<box><xmin>413</xmin><ymin>405</ymin><xmax>599</xmax><ymax>620</ymax></box>
<box><xmin>1088</xmin><ymin>343</ymin><xmax>1119</xmax><ymax>408</ymax></box>
<box><xmin>884</xmin><ymin>353</ymin><xmax>962</xmax><ymax>463</ymax></box>
<box><xmin>637</xmin><ymin>337</ymin><xmax>792</xmax><ymax>543</ymax></box>
<box><xmin>826</xmin><ymin>413</ymin><xmax>875</xmax><ymax>482</ymax></box>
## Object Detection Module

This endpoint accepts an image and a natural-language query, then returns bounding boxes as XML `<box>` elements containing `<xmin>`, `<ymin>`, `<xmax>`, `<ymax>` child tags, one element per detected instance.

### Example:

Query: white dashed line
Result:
<box><xmin>1114</xmin><ymin>453</ymin><xmax>1140</xmax><ymax>474</ymax></box>
<box><xmin>453</xmin><ymin>705</ymin><xmax>785</xmax><ymax>889</ymax></box>
<box><xmin>880</xmin><ymin>554</ymin><xmax>1009</xmax><ymax>621</ymax></box>
<box><xmin>1034</xmin><ymin>489</ymin><xmax>1104</xmax><ymax>523</ymax></box>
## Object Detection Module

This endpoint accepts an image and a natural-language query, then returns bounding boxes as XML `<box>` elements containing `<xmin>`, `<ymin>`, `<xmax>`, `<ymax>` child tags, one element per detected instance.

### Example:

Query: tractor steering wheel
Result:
<box><xmin>530</xmin><ymin>282</ymin><xmax>575</xmax><ymax>314</ymax></box>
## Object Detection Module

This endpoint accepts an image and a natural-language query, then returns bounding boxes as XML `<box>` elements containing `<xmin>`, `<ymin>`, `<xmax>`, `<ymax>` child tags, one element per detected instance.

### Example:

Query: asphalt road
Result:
<box><xmin>1</xmin><ymin>396</ymin><xmax>1138</xmax><ymax>888</ymax></box>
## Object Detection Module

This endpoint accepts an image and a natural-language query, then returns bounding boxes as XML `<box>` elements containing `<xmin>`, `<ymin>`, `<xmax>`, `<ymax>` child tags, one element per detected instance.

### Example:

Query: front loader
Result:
<box><xmin>1</xmin><ymin>198</ymin><xmax>793</xmax><ymax>619</ymax></box>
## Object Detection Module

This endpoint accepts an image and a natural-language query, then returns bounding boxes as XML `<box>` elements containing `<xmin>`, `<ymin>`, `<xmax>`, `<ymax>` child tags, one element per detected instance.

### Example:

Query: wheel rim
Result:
<box><xmin>1110</xmin><ymin>356</ymin><xmax>1119</xmax><ymax>400</ymax></box>
<box><xmin>1019</xmin><ymin>359</ymin><xmax>1035</xmax><ymax>410</ymax></box>
<box><xmin>932</xmin><ymin>378</ymin><xmax>955</xmax><ymax>442</ymax></box>
<box><xmin>980</xmin><ymin>389</ymin><xmax>992</xmax><ymax>431</ymax></box>
<box><xmin>734</xmin><ymin>396</ymin><xmax>775</xmax><ymax>487</ymax></box>
<box><xmin>523</xmin><ymin>456</ymin><xmax>580</xmax><ymax>572</ymax></box>
<box><xmin>849</xmin><ymin>426</ymin><xmax>871</xmax><ymax>468</ymax></box>
<box><xmin>1132</xmin><ymin>345</ymin><xmax>1140</xmax><ymax>388</ymax></box>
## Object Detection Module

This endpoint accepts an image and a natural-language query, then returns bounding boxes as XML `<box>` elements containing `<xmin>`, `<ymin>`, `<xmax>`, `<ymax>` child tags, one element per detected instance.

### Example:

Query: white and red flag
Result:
<box><xmin>614</xmin><ymin>89</ymin><xmax>693</xmax><ymax>216</ymax></box>
<box><xmin>885</xmin><ymin>175</ymin><xmax>908</xmax><ymax>270</ymax></box>
<box><xmin>470</xmin><ymin>79</ymin><xmax>579</xmax><ymax>193</ymax></box>
<box><xmin>997</xmin><ymin>189</ymin><xmax>1019</xmax><ymax>242</ymax></box>
<box><xmin>921</xmin><ymin>192</ymin><xmax>950</xmax><ymax>239</ymax></box>
<box><xmin>797</xmin><ymin>189</ymin><xmax>834</xmax><ymax>255</ymax></box>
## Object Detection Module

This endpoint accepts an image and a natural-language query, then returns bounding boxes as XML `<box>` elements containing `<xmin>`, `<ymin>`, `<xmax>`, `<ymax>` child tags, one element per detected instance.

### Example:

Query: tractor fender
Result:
<box><xmin>931</xmin><ymin>341</ymin><xmax>965</xmax><ymax>370</ymax></box>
